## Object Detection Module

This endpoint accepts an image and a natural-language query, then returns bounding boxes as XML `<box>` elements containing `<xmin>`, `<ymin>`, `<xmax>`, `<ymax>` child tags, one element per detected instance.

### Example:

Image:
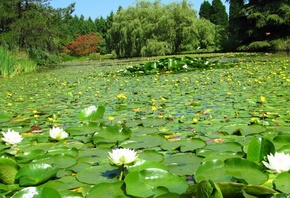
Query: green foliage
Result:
<box><xmin>0</xmin><ymin>0</ymin><xmax>74</xmax><ymax>65</ymax></box>
<box><xmin>0</xmin><ymin>47</ymin><xmax>36</xmax><ymax>77</ymax></box>
<box><xmin>211</xmin><ymin>0</ymin><xmax>229</xmax><ymax>27</ymax></box>
<box><xmin>108</xmin><ymin>0</ymin><xmax>213</xmax><ymax>57</ymax></box>
<box><xmin>199</xmin><ymin>1</ymin><xmax>212</xmax><ymax>20</ymax></box>
<box><xmin>238</xmin><ymin>41</ymin><xmax>271</xmax><ymax>51</ymax></box>
<box><xmin>227</xmin><ymin>0</ymin><xmax>290</xmax><ymax>51</ymax></box>
<box><xmin>141</xmin><ymin>39</ymin><xmax>171</xmax><ymax>57</ymax></box>
<box><xmin>117</xmin><ymin>56</ymin><xmax>234</xmax><ymax>76</ymax></box>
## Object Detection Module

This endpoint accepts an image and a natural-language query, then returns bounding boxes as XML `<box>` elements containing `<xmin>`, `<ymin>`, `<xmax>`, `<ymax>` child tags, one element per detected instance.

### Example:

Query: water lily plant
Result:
<box><xmin>262</xmin><ymin>152</ymin><xmax>290</xmax><ymax>173</ymax></box>
<box><xmin>49</xmin><ymin>126</ymin><xmax>69</xmax><ymax>141</ymax></box>
<box><xmin>108</xmin><ymin>148</ymin><xmax>138</xmax><ymax>180</ymax></box>
<box><xmin>1</xmin><ymin>129</ymin><xmax>23</xmax><ymax>145</ymax></box>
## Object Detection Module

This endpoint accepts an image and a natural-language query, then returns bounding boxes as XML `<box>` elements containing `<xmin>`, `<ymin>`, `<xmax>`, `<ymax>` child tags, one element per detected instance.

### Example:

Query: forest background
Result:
<box><xmin>0</xmin><ymin>0</ymin><xmax>289</xmax><ymax>67</ymax></box>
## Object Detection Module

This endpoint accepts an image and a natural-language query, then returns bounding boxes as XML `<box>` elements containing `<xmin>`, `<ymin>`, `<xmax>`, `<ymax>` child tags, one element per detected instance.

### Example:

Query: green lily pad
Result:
<box><xmin>194</xmin><ymin>159</ymin><xmax>231</xmax><ymax>183</ymax></box>
<box><xmin>219</xmin><ymin>124</ymin><xmax>267</xmax><ymax>136</ymax></box>
<box><xmin>93</xmin><ymin>125</ymin><xmax>132</xmax><ymax>144</ymax></box>
<box><xmin>53</xmin><ymin>154</ymin><xmax>77</xmax><ymax>169</ymax></box>
<box><xmin>0</xmin><ymin>114</ymin><xmax>10</xmax><ymax>123</ymax></box>
<box><xmin>161</xmin><ymin>138</ymin><xmax>205</xmax><ymax>152</ymax></box>
<box><xmin>86</xmin><ymin>181</ymin><xmax>125</xmax><ymax>198</ymax></box>
<box><xmin>125</xmin><ymin>168</ymin><xmax>188</xmax><ymax>197</ymax></box>
<box><xmin>76</xmin><ymin>164</ymin><xmax>118</xmax><ymax>184</ymax></box>
<box><xmin>224</xmin><ymin>158</ymin><xmax>268</xmax><ymax>185</ymax></box>
<box><xmin>142</xmin><ymin>118</ymin><xmax>168</xmax><ymax>127</ymax></box>
<box><xmin>163</xmin><ymin>153</ymin><xmax>203</xmax><ymax>175</ymax></box>
<box><xmin>15</xmin><ymin>163</ymin><xmax>58</xmax><ymax>186</ymax></box>
<box><xmin>11</xmin><ymin>186</ymin><xmax>61</xmax><ymax>198</ymax></box>
<box><xmin>129</xmin><ymin>159</ymin><xmax>168</xmax><ymax>172</ymax></box>
<box><xmin>138</xmin><ymin>150</ymin><xmax>164</xmax><ymax>162</ymax></box>
<box><xmin>120</xmin><ymin>135</ymin><xmax>166</xmax><ymax>149</ymax></box>
<box><xmin>204</xmin><ymin>142</ymin><xmax>242</xmax><ymax>153</ymax></box>
<box><xmin>274</xmin><ymin>172</ymin><xmax>290</xmax><ymax>193</ymax></box>
<box><xmin>16</xmin><ymin>149</ymin><xmax>45</xmax><ymax>163</ymax></box>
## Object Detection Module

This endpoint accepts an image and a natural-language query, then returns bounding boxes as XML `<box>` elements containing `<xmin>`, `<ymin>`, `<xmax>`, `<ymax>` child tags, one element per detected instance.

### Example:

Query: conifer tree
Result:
<box><xmin>199</xmin><ymin>1</ymin><xmax>212</xmax><ymax>20</ymax></box>
<box><xmin>211</xmin><ymin>0</ymin><xmax>228</xmax><ymax>27</ymax></box>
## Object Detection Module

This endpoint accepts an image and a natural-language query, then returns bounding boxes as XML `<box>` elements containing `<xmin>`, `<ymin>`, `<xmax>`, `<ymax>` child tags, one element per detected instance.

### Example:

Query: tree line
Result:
<box><xmin>0</xmin><ymin>0</ymin><xmax>289</xmax><ymax>65</ymax></box>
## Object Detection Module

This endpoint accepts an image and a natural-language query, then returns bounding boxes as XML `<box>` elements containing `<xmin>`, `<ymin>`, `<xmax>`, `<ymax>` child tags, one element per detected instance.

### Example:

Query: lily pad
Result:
<box><xmin>11</xmin><ymin>186</ymin><xmax>61</xmax><ymax>198</ymax></box>
<box><xmin>194</xmin><ymin>159</ymin><xmax>231</xmax><ymax>183</ymax></box>
<box><xmin>86</xmin><ymin>181</ymin><xmax>125</xmax><ymax>198</ymax></box>
<box><xmin>16</xmin><ymin>163</ymin><xmax>58</xmax><ymax>186</ymax></box>
<box><xmin>274</xmin><ymin>172</ymin><xmax>290</xmax><ymax>193</ymax></box>
<box><xmin>125</xmin><ymin>168</ymin><xmax>188</xmax><ymax>197</ymax></box>
<box><xmin>224</xmin><ymin>158</ymin><xmax>268</xmax><ymax>185</ymax></box>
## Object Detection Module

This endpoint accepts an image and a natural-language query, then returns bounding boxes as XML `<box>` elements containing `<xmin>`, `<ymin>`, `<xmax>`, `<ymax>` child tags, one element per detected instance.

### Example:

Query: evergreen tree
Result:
<box><xmin>199</xmin><ymin>1</ymin><xmax>212</xmax><ymax>20</ymax></box>
<box><xmin>211</xmin><ymin>0</ymin><xmax>228</xmax><ymax>27</ymax></box>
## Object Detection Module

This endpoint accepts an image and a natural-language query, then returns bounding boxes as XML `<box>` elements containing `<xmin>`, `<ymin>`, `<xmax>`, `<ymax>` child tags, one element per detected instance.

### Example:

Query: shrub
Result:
<box><xmin>66</xmin><ymin>32</ymin><xmax>102</xmax><ymax>56</ymax></box>
<box><xmin>238</xmin><ymin>41</ymin><xmax>271</xmax><ymax>52</ymax></box>
<box><xmin>270</xmin><ymin>39</ymin><xmax>287</xmax><ymax>52</ymax></box>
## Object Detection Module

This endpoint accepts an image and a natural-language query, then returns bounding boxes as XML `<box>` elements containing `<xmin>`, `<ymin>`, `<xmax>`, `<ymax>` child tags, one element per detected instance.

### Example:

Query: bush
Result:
<box><xmin>238</xmin><ymin>41</ymin><xmax>271</xmax><ymax>52</ymax></box>
<box><xmin>66</xmin><ymin>32</ymin><xmax>102</xmax><ymax>56</ymax></box>
<box><xmin>27</xmin><ymin>48</ymin><xmax>60</xmax><ymax>65</ymax></box>
<box><xmin>270</xmin><ymin>39</ymin><xmax>287</xmax><ymax>52</ymax></box>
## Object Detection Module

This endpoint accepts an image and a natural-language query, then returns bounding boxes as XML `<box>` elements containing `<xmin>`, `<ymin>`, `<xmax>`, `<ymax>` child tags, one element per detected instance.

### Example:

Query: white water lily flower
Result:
<box><xmin>2</xmin><ymin>129</ymin><xmax>23</xmax><ymax>145</ymax></box>
<box><xmin>49</xmin><ymin>127</ymin><xmax>68</xmax><ymax>140</ymax></box>
<box><xmin>108</xmin><ymin>148</ymin><xmax>138</xmax><ymax>166</ymax></box>
<box><xmin>84</xmin><ymin>105</ymin><xmax>97</xmax><ymax>117</ymax></box>
<box><xmin>262</xmin><ymin>152</ymin><xmax>290</xmax><ymax>173</ymax></box>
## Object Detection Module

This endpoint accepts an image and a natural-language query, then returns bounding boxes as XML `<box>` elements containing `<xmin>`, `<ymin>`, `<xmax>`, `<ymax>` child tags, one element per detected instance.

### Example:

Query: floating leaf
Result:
<box><xmin>120</xmin><ymin>135</ymin><xmax>166</xmax><ymax>149</ymax></box>
<box><xmin>138</xmin><ymin>150</ymin><xmax>164</xmax><ymax>162</ymax></box>
<box><xmin>163</xmin><ymin>153</ymin><xmax>203</xmax><ymax>175</ymax></box>
<box><xmin>93</xmin><ymin>125</ymin><xmax>132</xmax><ymax>144</ymax></box>
<box><xmin>53</xmin><ymin>154</ymin><xmax>77</xmax><ymax>169</ymax></box>
<box><xmin>195</xmin><ymin>159</ymin><xmax>231</xmax><ymax>183</ymax></box>
<box><xmin>125</xmin><ymin>168</ymin><xmax>188</xmax><ymax>197</ymax></box>
<box><xmin>161</xmin><ymin>138</ymin><xmax>205</xmax><ymax>152</ymax></box>
<box><xmin>76</xmin><ymin>164</ymin><xmax>118</xmax><ymax>184</ymax></box>
<box><xmin>16</xmin><ymin>163</ymin><xmax>58</xmax><ymax>186</ymax></box>
<box><xmin>274</xmin><ymin>172</ymin><xmax>290</xmax><ymax>193</ymax></box>
<box><xmin>86</xmin><ymin>182</ymin><xmax>125</xmax><ymax>198</ymax></box>
<box><xmin>224</xmin><ymin>158</ymin><xmax>268</xmax><ymax>185</ymax></box>
<box><xmin>11</xmin><ymin>187</ymin><xmax>61</xmax><ymax>198</ymax></box>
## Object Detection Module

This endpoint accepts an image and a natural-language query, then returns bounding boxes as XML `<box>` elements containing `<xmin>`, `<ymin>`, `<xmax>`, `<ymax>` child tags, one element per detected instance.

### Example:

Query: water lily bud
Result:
<box><xmin>108</xmin><ymin>148</ymin><xmax>138</xmax><ymax>166</ymax></box>
<box><xmin>262</xmin><ymin>152</ymin><xmax>290</xmax><ymax>173</ymax></box>
<box><xmin>2</xmin><ymin>129</ymin><xmax>23</xmax><ymax>145</ymax></box>
<box><xmin>49</xmin><ymin>127</ymin><xmax>68</xmax><ymax>141</ymax></box>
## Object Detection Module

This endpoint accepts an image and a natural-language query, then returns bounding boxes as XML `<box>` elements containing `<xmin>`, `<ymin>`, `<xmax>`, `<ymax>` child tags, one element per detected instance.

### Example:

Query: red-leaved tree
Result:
<box><xmin>66</xmin><ymin>32</ymin><xmax>102</xmax><ymax>56</ymax></box>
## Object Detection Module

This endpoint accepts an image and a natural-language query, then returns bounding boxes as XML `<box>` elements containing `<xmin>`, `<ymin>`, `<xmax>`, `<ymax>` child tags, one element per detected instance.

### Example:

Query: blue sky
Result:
<box><xmin>50</xmin><ymin>0</ymin><xmax>229</xmax><ymax>19</ymax></box>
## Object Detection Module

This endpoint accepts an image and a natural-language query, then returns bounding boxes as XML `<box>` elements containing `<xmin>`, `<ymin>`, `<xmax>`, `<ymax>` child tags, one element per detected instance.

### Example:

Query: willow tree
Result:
<box><xmin>108</xmin><ymin>0</ymin><xmax>173</xmax><ymax>57</ymax></box>
<box><xmin>108</xmin><ymin>0</ymin><xmax>200</xmax><ymax>57</ymax></box>
<box><xmin>165</xmin><ymin>0</ymin><xmax>198</xmax><ymax>52</ymax></box>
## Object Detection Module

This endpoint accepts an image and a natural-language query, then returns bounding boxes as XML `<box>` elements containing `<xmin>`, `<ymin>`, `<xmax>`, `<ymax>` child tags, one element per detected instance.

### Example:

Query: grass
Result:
<box><xmin>0</xmin><ymin>47</ymin><xmax>36</xmax><ymax>77</ymax></box>
<box><xmin>0</xmin><ymin>52</ymin><xmax>290</xmax><ymax>197</ymax></box>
